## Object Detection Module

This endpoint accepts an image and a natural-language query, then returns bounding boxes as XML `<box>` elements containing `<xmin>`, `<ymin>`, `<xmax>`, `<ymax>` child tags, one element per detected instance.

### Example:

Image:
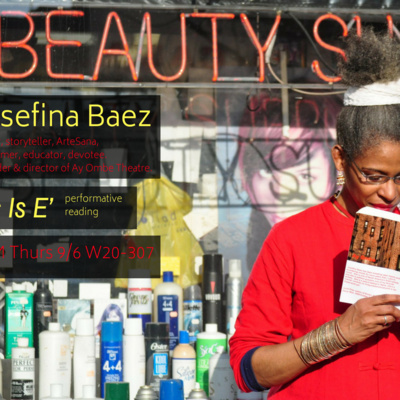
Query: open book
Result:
<box><xmin>340</xmin><ymin>206</ymin><xmax>400</xmax><ymax>305</ymax></box>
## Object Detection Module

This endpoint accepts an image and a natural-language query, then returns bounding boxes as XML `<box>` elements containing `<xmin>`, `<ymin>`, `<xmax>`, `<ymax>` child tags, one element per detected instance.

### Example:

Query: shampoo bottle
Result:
<box><xmin>123</xmin><ymin>318</ymin><xmax>145</xmax><ymax>400</ymax></box>
<box><xmin>5</xmin><ymin>283</ymin><xmax>34</xmax><ymax>359</ymax></box>
<box><xmin>196</xmin><ymin>324</ymin><xmax>226</xmax><ymax>396</ymax></box>
<box><xmin>39</xmin><ymin>323</ymin><xmax>71</xmax><ymax>400</ymax></box>
<box><xmin>11</xmin><ymin>337</ymin><xmax>35</xmax><ymax>400</ymax></box>
<box><xmin>172</xmin><ymin>330</ymin><xmax>196</xmax><ymax>398</ymax></box>
<box><xmin>73</xmin><ymin>318</ymin><xmax>96</xmax><ymax>399</ymax></box>
<box><xmin>33</xmin><ymin>279</ymin><xmax>53</xmax><ymax>358</ymax></box>
<box><xmin>153</xmin><ymin>271</ymin><xmax>183</xmax><ymax>351</ymax></box>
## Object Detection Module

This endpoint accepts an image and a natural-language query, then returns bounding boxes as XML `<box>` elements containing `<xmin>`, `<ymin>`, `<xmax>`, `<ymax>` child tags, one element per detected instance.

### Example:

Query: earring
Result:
<box><xmin>337</xmin><ymin>171</ymin><xmax>345</xmax><ymax>186</ymax></box>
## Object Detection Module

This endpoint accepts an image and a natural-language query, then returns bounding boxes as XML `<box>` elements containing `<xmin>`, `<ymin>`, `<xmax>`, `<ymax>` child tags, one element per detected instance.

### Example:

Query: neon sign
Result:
<box><xmin>0</xmin><ymin>10</ymin><xmax>396</xmax><ymax>83</ymax></box>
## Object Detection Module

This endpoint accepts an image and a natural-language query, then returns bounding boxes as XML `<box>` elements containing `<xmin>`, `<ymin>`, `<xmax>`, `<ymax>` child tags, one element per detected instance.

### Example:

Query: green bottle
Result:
<box><xmin>196</xmin><ymin>323</ymin><xmax>226</xmax><ymax>395</ymax></box>
<box><xmin>5</xmin><ymin>283</ymin><xmax>34</xmax><ymax>359</ymax></box>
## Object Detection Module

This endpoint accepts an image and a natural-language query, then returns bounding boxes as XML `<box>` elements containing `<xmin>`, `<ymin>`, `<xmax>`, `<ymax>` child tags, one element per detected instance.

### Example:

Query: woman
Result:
<box><xmin>229</xmin><ymin>28</ymin><xmax>400</xmax><ymax>399</ymax></box>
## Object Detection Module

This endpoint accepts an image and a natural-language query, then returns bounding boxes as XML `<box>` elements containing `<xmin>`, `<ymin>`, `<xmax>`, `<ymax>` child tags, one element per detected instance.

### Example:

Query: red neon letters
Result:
<box><xmin>46</xmin><ymin>10</ymin><xmax>84</xmax><ymax>80</ymax></box>
<box><xmin>0</xmin><ymin>11</ymin><xmax>397</xmax><ymax>83</ymax></box>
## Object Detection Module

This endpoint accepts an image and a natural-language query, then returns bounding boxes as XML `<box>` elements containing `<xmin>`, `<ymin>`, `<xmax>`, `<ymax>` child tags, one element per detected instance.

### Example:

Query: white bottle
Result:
<box><xmin>39</xmin><ymin>322</ymin><xmax>71</xmax><ymax>400</ymax></box>
<box><xmin>153</xmin><ymin>271</ymin><xmax>183</xmax><ymax>352</ymax></box>
<box><xmin>73</xmin><ymin>318</ymin><xmax>96</xmax><ymax>399</ymax></box>
<box><xmin>41</xmin><ymin>384</ymin><xmax>71</xmax><ymax>400</ymax></box>
<box><xmin>209</xmin><ymin>346</ymin><xmax>237</xmax><ymax>400</ymax></box>
<box><xmin>123</xmin><ymin>318</ymin><xmax>145</xmax><ymax>400</ymax></box>
<box><xmin>11</xmin><ymin>337</ymin><xmax>35</xmax><ymax>400</ymax></box>
<box><xmin>172</xmin><ymin>330</ymin><xmax>196</xmax><ymax>398</ymax></box>
<box><xmin>74</xmin><ymin>385</ymin><xmax>102</xmax><ymax>400</ymax></box>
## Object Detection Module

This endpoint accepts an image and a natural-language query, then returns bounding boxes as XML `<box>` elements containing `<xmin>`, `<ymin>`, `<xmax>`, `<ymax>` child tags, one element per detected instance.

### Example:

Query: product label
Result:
<box><xmin>183</xmin><ymin>300</ymin><xmax>202</xmax><ymax>341</ymax></box>
<box><xmin>100</xmin><ymin>342</ymin><xmax>123</xmax><ymax>398</ymax></box>
<box><xmin>153</xmin><ymin>353</ymin><xmax>168</xmax><ymax>376</ymax></box>
<box><xmin>12</xmin><ymin>358</ymin><xmax>34</xmax><ymax>372</ymax></box>
<box><xmin>172</xmin><ymin>358</ymin><xmax>196</xmax><ymax>397</ymax></box>
<box><xmin>196</xmin><ymin>338</ymin><xmax>226</xmax><ymax>396</ymax></box>
<box><xmin>11</xmin><ymin>379</ymin><xmax>34</xmax><ymax>400</ymax></box>
<box><xmin>128</xmin><ymin>288</ymin><xmax>152</xmax><ymax>314</ymax></box>
<box><xmin>157</xmin><ymin>295</ymin><xmax>179</xmax><ymax>350</ymax></box>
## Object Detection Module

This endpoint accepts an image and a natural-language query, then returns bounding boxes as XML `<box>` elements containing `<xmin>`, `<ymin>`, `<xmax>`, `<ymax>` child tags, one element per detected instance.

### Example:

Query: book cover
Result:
<box><xmin>340</xmin><ymin>206</ymin><xmax>400</xmax><ymax>305</ymax></box>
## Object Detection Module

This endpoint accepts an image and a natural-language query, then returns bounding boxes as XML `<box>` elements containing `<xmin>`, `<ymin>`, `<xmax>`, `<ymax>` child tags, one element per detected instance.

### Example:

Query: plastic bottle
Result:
<box><xmin>183</xmin><ymin>285</ymin><xmax>202</xmax><ymax>346</ymax></box>
<box><xmin>127</xmin><ymin>269</ymin><xmax>152</xmax><ymax>334</ymax></box>
<box><xmin>104</xmin><ymin>382</ymin><xmax>129</xmax><ymax>400</ymax></box>
<box><xmin>208</xmin><ymin>346</ymin><xmax>237</xmax><ymax>400</ymax></box>
<box><xmin>39</xmin><ymin>323</ymin><xmax>71</xmax><ymax>400</ymax></box>
<box><xmin>33</xmin><ymin>280</ymin><xmax>53</xmax><ymax>358</ymax></box>
<box><xmin>196</xmin><ymin>324</ymin><xmax>226</xmax><ymax>396</ymax></box>
<box><xmin>123</xmin><ymin>318</ymin><xmax>145</xmax><ymax>400</ymax></box>
<box><xmin>144</xmin><ymin>322</ymin><xmax>170</xmax><ymax>394</ymax></box>
<box><xmin>172</xmin><ymin>331</ymin><xmax>196</xmax><ymax>398</ymax></box>
<box><xmin>153</xmin><ymin>271</ymin><xmax>183</xmax><ymax>351</ymax></box>
<box><xmin>73</xmin><ymin>318</ymin><xmax>96</xmax><ymax>399</ymax></box>
<box><xmin>225</xmin><ymin>260</ymin><xmax>243</xmax><ymax>334</ymax></box>
<box><xmin>202</xmin><ymin>255</ymin><xmax>223</xmax><ymax>332</ymax></box>
<box><xmin>11</xmin><ymin>337</ymin><xmax>35</xmax><ymax>400</ymax></box>
<box><xmin>100</xmin><ymin>321</ymin><xmax>123</xmax><ymax>399</ymax></box>
<box><xmin>41</xmin><ymin>384</ymin><xmax>71</xmax><ymax>400</ymax></box>
<box><xmin>74</xmin><ymin>385</ymin><xmax>102</xmax><ymax>400</ymax></box>
<box><xmin>5</xmin><ymin>283</ymin><xmax>34</xmax><ymax>359</ymax></box>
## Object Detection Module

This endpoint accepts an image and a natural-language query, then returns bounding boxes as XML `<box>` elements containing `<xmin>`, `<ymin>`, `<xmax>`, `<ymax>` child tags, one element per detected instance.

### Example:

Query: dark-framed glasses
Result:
<box><xmin>352</xmin><ymin>160</ymin><xmax>400</xmax><ymax>185</ymax></box>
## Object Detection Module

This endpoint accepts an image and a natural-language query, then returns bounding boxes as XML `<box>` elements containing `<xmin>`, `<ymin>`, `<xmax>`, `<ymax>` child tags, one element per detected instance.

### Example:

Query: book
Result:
<box><xmin>340</xmin><ymin>206</ymin><xmax>400</xmax><ymax>305</ymax></box>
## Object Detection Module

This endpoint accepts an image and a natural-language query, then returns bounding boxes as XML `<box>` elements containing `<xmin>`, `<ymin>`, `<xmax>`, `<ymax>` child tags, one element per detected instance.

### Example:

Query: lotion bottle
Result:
<box><xmin>153</xmin><ymin>271</ymin><xmax>183</xmax><ymax>351</ymax></box>
<box><xmin>11</xmin><ymin>337</ymin><xmax>35</xmax><ymax>400</ymax></box>
<box><xmin>39</xmin><ymin>322</ymin><xmax>71</xmax><ymax>400</ymax></box>
<box><xmin>172</xmin><ymin>330</ymin><xmax>196</xmax><ymax>398</ymax></box>
<box><xmin>123</xmin><ymin>318</ymin><xmax>145</xmax><ymax>400</ymax></box>
<box><xmin>73</xmin><ymin>318</ymin><xmax>96</xmax><ymax>399</ymax></box>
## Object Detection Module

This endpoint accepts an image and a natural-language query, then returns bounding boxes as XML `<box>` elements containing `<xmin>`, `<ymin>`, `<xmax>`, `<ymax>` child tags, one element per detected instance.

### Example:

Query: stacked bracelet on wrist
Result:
<box><xmin>295</xmin><ymin>318</ymin><xmax>353</xmax><ymax>366</ymax></box>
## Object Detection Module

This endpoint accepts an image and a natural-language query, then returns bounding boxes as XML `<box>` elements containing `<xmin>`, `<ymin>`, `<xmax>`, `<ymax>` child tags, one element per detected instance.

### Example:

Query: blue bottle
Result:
<box><xmin>101</xmin><ymin>321</ymin><xmax>123</xmax><ymax>398</ymax></box>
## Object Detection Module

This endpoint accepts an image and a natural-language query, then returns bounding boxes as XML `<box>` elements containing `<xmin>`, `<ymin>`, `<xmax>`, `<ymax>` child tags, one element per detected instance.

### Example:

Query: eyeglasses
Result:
<box><xmin>352</xmin><ymin>160</ymin><xmax>400</xmax><ymax>185</ymax></box>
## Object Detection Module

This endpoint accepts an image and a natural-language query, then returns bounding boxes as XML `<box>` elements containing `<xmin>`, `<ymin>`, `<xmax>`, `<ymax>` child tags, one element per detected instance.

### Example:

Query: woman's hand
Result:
<box><xmin>338</xmin><ymin>294</ymin><xmax>400</xmax><ymax>344</ymax></box>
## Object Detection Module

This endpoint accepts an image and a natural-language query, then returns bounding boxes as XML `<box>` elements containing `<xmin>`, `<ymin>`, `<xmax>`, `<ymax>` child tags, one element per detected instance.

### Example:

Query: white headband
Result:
<box><xmin>344</xmin><ymin>78</ymin><xmax>400</xmax><ymax>106</ymax></box>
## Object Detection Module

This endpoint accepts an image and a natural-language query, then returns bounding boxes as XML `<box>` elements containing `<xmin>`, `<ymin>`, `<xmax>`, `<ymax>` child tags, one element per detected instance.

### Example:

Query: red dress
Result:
<box><xmin>229</xmin><ymin>198</ymin><xmax>400</xmax><ymax>400</ymax></box>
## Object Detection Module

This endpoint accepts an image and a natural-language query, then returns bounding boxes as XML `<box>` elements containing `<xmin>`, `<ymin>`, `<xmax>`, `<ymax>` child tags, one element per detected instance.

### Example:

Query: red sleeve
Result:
<box><xmin>229</xmin><ymin>222</ymin><xmax>295</xmax><ymax>391</ymax></box>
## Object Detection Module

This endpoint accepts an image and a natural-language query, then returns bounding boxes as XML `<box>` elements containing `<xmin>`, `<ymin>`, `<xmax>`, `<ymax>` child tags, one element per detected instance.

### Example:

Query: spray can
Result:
<box><xmin>39</xmin><ymin>322</ymin><xmax>71</xmax><ymax>400</ymax></box>
<box><xmin>123</xmin><ymin>318</ymin><xmax>145</xmax><ymax>400</ymax></box>
<box><xmin>187</xmin><ymin>383</ymin><xmax>209</xmax><ymax>400</ymax></box>
<box><xmin>73</xmin><ymin>318</ymin><xmax>96</xmax><ymax>399</ymax></box>
<box><xmin>5</xmin><ymin>283</ymin><xmax>34</xmax><ymax>359</ymax></box>
<box><xmin>202</xmin><ymin>255</ymin><xmax>223</xmax><ymax>332</ymax></box>
<box><xmin>144</xmin><ymin>322</ymin><xmax>170</xmax><ymax>394</ymax></box>
<box><xmin>11</xmin><ymin>337</ymin><xmax>35</xmax><ymax>400</ymax></box>
<box><xmin>159</xmin><ymin>379</ymin><xmax>184</xmax><ymax>400</ymax></box>
<box><xmin>100</xmin><ymin>321</ymin><xmax>123</xmax><ymax>398</ymax></box>
<box><xmin>134</xmin><ymin>386</ymin><xmax>158</xmax><ymax>400</ymax></box>
<box><xmin>196</xmin><ymin>324</ymin><xmax>226</xmax><ymax>396</ymax></box>
<box><xmin>153</xmin><ymin>271</ymin><xmax>183</xmax><ymax>351</ymax></box>
<box><xmin>33</xmin><ymin>280</ymin><xmax>53</xmax><ymax>358</ymax></box>
<box><xmin>127</xmin><ymin>269</ymin><xmax>152</xmax><ymax>334</ymax></box>
<box><xmin>183</xmin><ymin>285</ymin><xmax>202</xmax><ymax>346</ymax></box>
<box><xmin>172</xmin><ymin>331</ymin><xmax>196</xmax><ymax>397</ymax></box>
<box><xmin>225</xmin><ymin>260</ymin><xmax>243</xmax><ymax>334</ymax></box>
<box><xmin>208</xmin><ymin>346</ymin><xmax>237</xmax><ymax>400</ymax></box>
